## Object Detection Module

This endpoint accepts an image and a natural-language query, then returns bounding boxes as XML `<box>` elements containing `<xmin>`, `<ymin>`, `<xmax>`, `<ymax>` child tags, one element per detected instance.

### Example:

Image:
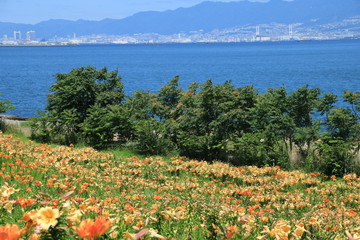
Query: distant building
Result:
<box><xmin>14</xmin><ymin>31</ymin><xmax>21</xmax><ymax>40</ymax></box>
<box><xmin>26</xmin><ymin>31</ymin><xmax>36</xmax><ymax>41</ymax></box>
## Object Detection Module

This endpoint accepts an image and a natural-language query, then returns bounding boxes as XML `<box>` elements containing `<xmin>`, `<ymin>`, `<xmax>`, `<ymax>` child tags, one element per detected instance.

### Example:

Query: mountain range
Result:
<box><xmin>0</xmin><ymin>0</ymin><xmax>359</xmax><ymax>39</ymax></box>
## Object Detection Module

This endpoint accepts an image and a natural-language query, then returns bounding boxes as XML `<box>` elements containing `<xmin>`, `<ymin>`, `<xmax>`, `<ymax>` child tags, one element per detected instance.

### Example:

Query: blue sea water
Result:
<box><xmin>0</xmin><ymin>40</ymin><xmax>359</xmax><ymax>117</ymax></box>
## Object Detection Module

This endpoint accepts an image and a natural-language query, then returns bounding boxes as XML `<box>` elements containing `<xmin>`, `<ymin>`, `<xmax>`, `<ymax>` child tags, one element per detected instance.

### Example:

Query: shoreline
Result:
<box><xmin>0</xmin><ymin>44</ymin><xmax>78</xmax><ymax>47</ymax></box>
<box><xmin>0</xmin><ymin>114</ymin><xmax>30</xmax><ymax>121</ymax></box>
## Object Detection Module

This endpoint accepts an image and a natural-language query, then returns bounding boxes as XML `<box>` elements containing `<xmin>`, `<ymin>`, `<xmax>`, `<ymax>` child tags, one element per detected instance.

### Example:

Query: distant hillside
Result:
<box><xmin>0</xmin><ymin>0</ymin><xmax>359</xmax><ymax>39</ymax></box>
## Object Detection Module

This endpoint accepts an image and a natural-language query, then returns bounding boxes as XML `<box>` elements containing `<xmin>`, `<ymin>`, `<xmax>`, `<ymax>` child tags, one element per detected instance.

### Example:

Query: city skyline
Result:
<box><xmin>0</xmin><ymin>0</ymin><xmax>270</xmax><ymax>24</ymax></box>
<box><xmin>1</xmin><ymin>0</ymin><xmax>358</xmax><ymax>45</ymax></box>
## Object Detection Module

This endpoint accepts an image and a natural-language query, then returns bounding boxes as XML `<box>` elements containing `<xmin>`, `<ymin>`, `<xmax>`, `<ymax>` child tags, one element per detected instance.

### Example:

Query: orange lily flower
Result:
<box><xmin>0</xmin><ymin>224</ymin><xmax>25</xmax><ymax>240</ymax></box>
<box><xmin>77</xmin><ymin>216</ymin><xmax>111</xmax><ymax>240</ymax></box>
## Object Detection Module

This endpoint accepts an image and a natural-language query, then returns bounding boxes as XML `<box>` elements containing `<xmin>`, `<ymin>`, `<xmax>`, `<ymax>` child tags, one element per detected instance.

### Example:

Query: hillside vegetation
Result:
<box><xmin>0</xmin><ymin>66</ymin><xmax>359</xmax><ymax>239</ymax></box>
<box><xmin>0</xmin><ymin>132</ymin><xmax>359</xmax><ymax>239</ymax></box>
<box><xmin>1</xmin><ymin>0</ymin><xmax>359</xmax><ymax>37</ymax></box>
<box><xmin>29</xmin><ymin>66</ymin><xmax>360</xmax><ymax>176</ymax></box>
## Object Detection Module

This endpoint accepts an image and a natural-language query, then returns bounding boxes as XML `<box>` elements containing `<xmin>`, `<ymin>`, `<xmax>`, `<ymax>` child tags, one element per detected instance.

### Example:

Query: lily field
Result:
<box><xmin>0</xmin><ymin>132</ymin><xmax>359</xmax><ymax>240</ymax></box>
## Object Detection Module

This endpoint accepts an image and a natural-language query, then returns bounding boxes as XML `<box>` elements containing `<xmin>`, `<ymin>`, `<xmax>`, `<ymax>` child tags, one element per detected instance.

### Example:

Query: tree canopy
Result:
<box><xmin>0</xmin><ymin>94</ymin><xmax>14</xmax><ymax>114</ymax></box>
<box><xmin>31</xmin><ymin>66</ymin><xmax>360</xmax><ymax>176</ymax></box>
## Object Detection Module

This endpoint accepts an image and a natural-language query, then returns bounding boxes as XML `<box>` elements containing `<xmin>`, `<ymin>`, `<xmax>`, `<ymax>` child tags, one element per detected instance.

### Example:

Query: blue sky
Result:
<box><xmin>0</xmin><ymin>0</ymin><xmax>269</xmax><ymax>24</ymax></box>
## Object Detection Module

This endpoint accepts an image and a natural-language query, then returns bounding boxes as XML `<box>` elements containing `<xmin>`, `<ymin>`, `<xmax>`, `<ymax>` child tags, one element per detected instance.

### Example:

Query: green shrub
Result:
<box><xmin>81</xmin><ymin>104</ymin><xmax>134</xmax><ymax>149</ymax></box>
<box><xmin>0</xmin><ymin>94</ymin><xmax>14</xmax><ymax>132</ymax></box>
<box><xmin>31</xmin><ymin>66</ymin><xmax>125</xmax><ymax>146</ymax></box>
<box><xmin>315</xmin><ymin>136</ymin><xmax>357</xmax><ymax>176</ymax></box>
<box><xmin>133</xmin><ymin>119</ymin><xmax>175</xmax><ymax>156</ymax></box>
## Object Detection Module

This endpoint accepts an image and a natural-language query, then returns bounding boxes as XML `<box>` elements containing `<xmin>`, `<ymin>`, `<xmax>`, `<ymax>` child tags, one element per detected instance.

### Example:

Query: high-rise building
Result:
<box><xmin>289</xmin><ymin>24</ymin><xmax>293</xmax><ymax>36</ymax></box>
<box><xmin>14</xmin><ymin>31</ymin><xmax>21</xmax><ymax>40</ymax></box>
<box><xmin>26</xmin><ymin>30</ymin><xmax>36</xmax><ymax>41</ymax></box>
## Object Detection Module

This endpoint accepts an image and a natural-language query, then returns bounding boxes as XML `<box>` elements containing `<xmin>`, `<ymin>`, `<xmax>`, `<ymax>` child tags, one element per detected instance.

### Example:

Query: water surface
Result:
<box><xmin>0</xmin><ymin>40</ymin><xmax>359</xmax><ymax>117</ymax></box>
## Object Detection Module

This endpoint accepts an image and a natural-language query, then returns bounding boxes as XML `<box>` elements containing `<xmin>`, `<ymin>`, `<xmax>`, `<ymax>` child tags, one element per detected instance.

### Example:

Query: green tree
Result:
<box><xmin>247</xmin><ymin>87</ymin><xmax>294</xmax><ymax>167</ymax></box>
<box><xmin>0</xmin><ymin>94</ymin><xmax>14</xmax><ymax>114</ymax></box>
<box><xmin>133</xmin><ymin>118</ymin><xmax>175</xmax><ymax>156</ymax></box>
<box><xmin>0</xmin><ymin>94</ymin><xmax>14</xmax><ymax>131</ymax></box>
<box><xmin>154</xmin><ymin>76</ymin><xmax>182</xmax><ymax>120</ymax></box>
<box><xmin>327</xmin><ymin>108</ymin><xmax>358</xmax><ymax>140</ymax></box>
<box><xmin>342</xmin><ymin>90</ymin><xmax>360</xmax><ymax>120</ymax></box>
<box><xmin>288</xmin><ymin>85</ymin><xmax>320</xmax><ymax>128</ymax></box>
<box><xmin>287</xmin><ymin>86</ymin><xmax>321</xmax><ymax>160</ymax></box>
<box><xmin>126</xmin><ymin>91</ymin><xmax>155</xmax><ymax>121</ymax></box>
<box><xmin>47</xmin><ymin>66</ymin><xmax>124</xmax><ymax>125</ymax></box>
<box><xmin>318</xmin><ymin>93</ymin><xmax>337</xmax><ymax>120</ymax></box>
<box><xmin>31</xmin><ymin>66</ymin><xmax>125</xmax><ymax>145</ymax></box>
<box><xmin>126</xmin><ymin>84</ymin><xmax>180</xmax><ymax>155</ymax></box>
<box><xmin>315</xmin><ymin>136</ymin><xmax>357</xmax><ymax>176</ymax></box>
<box><xmin>81</xmin><ymin>104</ymin><xmax>133</xmax><ymax>149</ymax></box>
<box><xmin>310</xmin><ymin>92</ymin><xmax>359</xmax><ymax>175</ymax></box>
<box><xmin>174</xmin><ymin>80</ymin><xmax>258</xmax><ymax>161</ymax></box>
<box><xmin>252</xmin><ymin>87</ymin><xmax>294</xmax><ymax>141</ymax></box>
<box><xmin>323</xmin><ymin>92</ymin><xmax>359</xmax><ymax>144</ymax></box>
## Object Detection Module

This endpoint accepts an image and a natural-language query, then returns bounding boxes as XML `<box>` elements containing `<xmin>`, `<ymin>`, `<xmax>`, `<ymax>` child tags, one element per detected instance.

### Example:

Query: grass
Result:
<box><xmin>0</xmin><ymin>123</ymin><xmax>360</xmax><ymax>239</ymax></box>
<box><xmin>0</xmin><ymin>131</ymin><xmax>359</xmax><ymax>240</ymax></box>
<box><xmin>0</xmin><ymin>121</ymin><xmax>29</xmax><ymax>142</ymax></box>
<box><xmin>104</xmin><ymin>147</ymin><xmax>145</xmax><ymax>160</ymax></box>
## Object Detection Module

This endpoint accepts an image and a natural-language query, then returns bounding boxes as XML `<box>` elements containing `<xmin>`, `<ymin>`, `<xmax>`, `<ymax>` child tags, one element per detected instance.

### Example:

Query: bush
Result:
<box><xmin>0</xmin><ymin>94</ymin><xmax>14</xmax><ymax>132</ymax></box>
<box><xmin>27</xmin><ymin>66</ymin><xmax>360</xmax><ymax>176</ymax></box>
<box><xmin>31</xmin><ymin>66</ymin><xmax>125</xmax><ymax>146</ymax></box>
<box><xmin>0</xmin><ymin>96</ymin><xmax>14</xmax><ymax>114</ymax></box>
<box><xmin>47</xmin><ymin>66</ymin><xmax>124</xmax><ymax>125</ymax></box>
<box><xmin>81</xmin><ymin>104</ymin><xmax>134</xmax><ymax>149</ymax></box>
<box><xmin>133</xmin><ymin>119</ymin><xmax>176</xmax><ymax>156</ymax></box>
<box><xmin>314</xmin><ymin>136</ymin><xmax>358</xmax><ymax>176</ymax></box>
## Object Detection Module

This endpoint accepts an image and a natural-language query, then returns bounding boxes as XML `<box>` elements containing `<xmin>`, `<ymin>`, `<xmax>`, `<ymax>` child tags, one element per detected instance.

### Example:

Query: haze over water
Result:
<box><xmin>0</xmin><ymin>40</ymin><xmax>359</xmax><ymax>117</ymax></box>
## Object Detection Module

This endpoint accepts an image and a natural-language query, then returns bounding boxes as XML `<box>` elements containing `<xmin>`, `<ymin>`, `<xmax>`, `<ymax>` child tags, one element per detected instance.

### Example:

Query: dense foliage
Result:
<box><xmin>0</xmin><ymin>94</ymin><xmax>14</xmax><ymax>114</ymax></box>
<box><xmin>30</xmin><ymin>66</ymin><xmax>360</xmax><ymax>176</ymax></box>
<box><xmin>0</xmin><ymin>94</ymin><xmax>14</xmax><ymax>131</ymax></box>
<box><xmin>0</xmin><ymin>133</ymin><xmax>359</xmax><ymax>239</ymax></box>
<box><xmin>31</xmin><ymin>66</ymin><xmax>126</xmax><ymax>145</ymax></box>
